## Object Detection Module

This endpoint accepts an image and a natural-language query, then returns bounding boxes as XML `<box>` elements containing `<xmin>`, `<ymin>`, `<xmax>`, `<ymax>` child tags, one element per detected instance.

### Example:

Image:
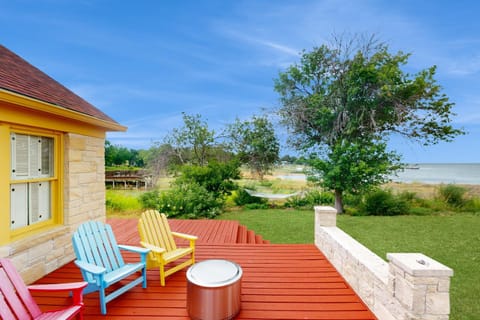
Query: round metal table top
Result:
<box><xmin>187</xmin><ymin>259</ymin><xmax>242</xmax><ymax>287</ymax></box>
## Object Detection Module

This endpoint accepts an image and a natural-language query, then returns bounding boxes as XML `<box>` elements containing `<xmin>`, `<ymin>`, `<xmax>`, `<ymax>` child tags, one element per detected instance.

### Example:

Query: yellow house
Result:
<box><xmin>0</xmin><ymin>45</ymin><xmax>126</xmax><ymax>283</ymax></box>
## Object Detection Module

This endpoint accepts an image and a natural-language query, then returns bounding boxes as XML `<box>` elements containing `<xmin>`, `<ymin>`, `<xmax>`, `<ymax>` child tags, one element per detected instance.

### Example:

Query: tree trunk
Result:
<box><xmin>334</xmin><ymin>189</ymin><xmax>344</xmax><ymax>214</ymax></box>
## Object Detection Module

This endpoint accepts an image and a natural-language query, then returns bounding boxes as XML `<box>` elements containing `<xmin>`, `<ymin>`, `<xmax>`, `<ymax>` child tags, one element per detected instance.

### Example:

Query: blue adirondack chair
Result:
<box><xmin>72</xmin><ymin>220</ymin><xmax>150</xmax><ymax>315</ymax></box>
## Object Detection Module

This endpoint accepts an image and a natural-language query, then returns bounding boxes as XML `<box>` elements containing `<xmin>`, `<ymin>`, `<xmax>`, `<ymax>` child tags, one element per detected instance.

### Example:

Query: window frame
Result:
<box><xmin>8</xmin><ymin>127</ymin><xmax>63</xmax><ymax>238</ymax></box>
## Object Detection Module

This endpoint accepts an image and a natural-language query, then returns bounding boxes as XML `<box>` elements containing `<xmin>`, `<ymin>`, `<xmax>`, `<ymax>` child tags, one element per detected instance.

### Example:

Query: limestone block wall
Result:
<box><xmin>63</xmin><ymin>133</ymin><xmax>106</xmax><ymax>227</ymax></box>
<box><xmin>4</xmin><ymin>133</ymin><xmax>106</xmax><ymax>284</ymax></box>
<box><xmin>314</xmin><ymin>206</ymin><xmax>453</xmax><ymax>320</ymax></box>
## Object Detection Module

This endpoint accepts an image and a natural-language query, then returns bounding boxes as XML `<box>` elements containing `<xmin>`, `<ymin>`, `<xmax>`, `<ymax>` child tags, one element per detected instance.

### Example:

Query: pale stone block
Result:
<box><xmin>78</xmin><ymin>172</ymin><xmax>97</xmax><ymax>184</ymax></box>
<box><xmin>53</xmin><ymin>234</ymin><xmax>71</xmax><ymax>248</ymax></box>
<box><xmin>426</xmin><ymin>292</ymin><xmax>450</xmax><ymax>315</ymax></box>
<box><xmin>405</xmin><ymin>274</ymin><xmax>441</xmax><ymax>286</ymax></box>
<box><xmin>68</xmin><ymin>149</ymin><xmax>83</xmax><ymax>161</ymax></box>
<box><xmin>0</xmin><ymin>246</ymin><xmax>11</xmax><ymax>257</ymax></box>
<box><xmin>358</xmin><ymin>270</ymin><xmax>375</xmax><ymax>306</ymax></box>
<box><xmin>28</xmin><ymin>241</ymin><xmax>54</xmax><ymax>263</ymax></box>
<box><xmin>47</xmin><ymin>246</ymin><xmax>66</xmax><ymax>261</ymax></box>
<box><xmin>387</xmin><ymin>253</ymin><xmax>453</xmax><ymax>277</ymax></box>
<box><xmin>314</xmin><ymin>206</ymin><xmax>337</xmax><ymax>227</ymax></box>
<box><xmin>69</xmin><ymin>162</ymin><xmax>96</xmax><ymax>174</ymax></box>
<box><xmin>373</xmin><ymin>301</ymin><xmax>399</xmax><ymax>320</ymax></box>
<box><xmin>394</xmin><ymin>275</ymin><xmax>428</xmax><ymax>313</ymax></box>
<box><xmin>22</xmin><ymin>262</ymin><xmax>45</xmax><ymax>284</ymax></box>
<box><xmin>437</xmin><ymin>279</ymin><xmax>451</xmax><ymax>292</ymax></box>
<box><xmin>419</xmin><ymin>315</ymin><xmax>449</xmax><ymax>320</ymax></box>
<box><xmin>67</xmin><ymin>135</ymin><xmax>87</xmax><ymax>150</ymax></box>
<box><xmin>45</xmin><ymin>259</ymin><xmax>60</xmax><ymax>275</ymax></box>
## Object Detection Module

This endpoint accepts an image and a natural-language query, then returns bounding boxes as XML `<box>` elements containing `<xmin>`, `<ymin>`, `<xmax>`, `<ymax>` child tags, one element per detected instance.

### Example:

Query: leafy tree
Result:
<box><xmin>105</xmin><ymin>140</ymin><xmax>144</xmax><ymax>167</ymax></box>
<box><xmin>175</xmin><ymin>160</ymin><xmax>240</xmax><ymax>198</ymax></box>
<box><xmin>164</xmin><ymin>112</ymin><xmax>215</xmax><ymax>166</ymax></box>
<box><xmin>280</xmin><ymin>154</ymin><xmax>298</xmax><ymax>164</ymax></box>
<box><xmin>307</xmin><ymin>140</ymin><xmax>401</xmax><ymax>213</ymax></box>
<box><xmin>226</xmin><ymin>116</ymin><xmax>280</xmax><ymax>180</ymax></box>
<box><xmin>274</xmin><ymin>34</ymin><xmax>464</xmax><ymax>212</ymax></box>
<box><xmin>141</xmin><ymin>143</ymin><xmax>180</xmax><ymax>185</ymax></box>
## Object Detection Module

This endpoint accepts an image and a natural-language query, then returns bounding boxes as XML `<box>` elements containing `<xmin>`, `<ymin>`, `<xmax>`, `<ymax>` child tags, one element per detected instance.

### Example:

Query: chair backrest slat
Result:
<box><xmin>0</xmin><ymin>291</ymin><xmax>17</xmax><ymax>320</ymax></box>
<box><xmin>73</xmin><ymin>221</ymin><xmax>125</xmax><ymax>275</ymax></box>
<box><xmin>0</xmin><ymin>258</ymin><xmax>42</xmax><ymax>319</ymax></box>
<box><xmin>139</xmin><ymin>210</ymin><xmax>177</xmax><ymax>252</ymax></box>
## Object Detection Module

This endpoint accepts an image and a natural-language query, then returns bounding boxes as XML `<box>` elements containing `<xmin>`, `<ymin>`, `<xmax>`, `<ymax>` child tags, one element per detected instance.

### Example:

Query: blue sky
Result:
<box><xmin>1</xmin><ymin>0</ymin><xmax>479</xmax><ymax>163</ymax></box>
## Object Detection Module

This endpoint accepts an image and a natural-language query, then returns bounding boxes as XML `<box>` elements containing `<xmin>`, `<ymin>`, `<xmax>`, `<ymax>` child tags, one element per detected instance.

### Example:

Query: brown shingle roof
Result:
<box><xmin>0</xmin><ymin>45</ymin><xmax>118</xmax><ymax>124</ymax></box>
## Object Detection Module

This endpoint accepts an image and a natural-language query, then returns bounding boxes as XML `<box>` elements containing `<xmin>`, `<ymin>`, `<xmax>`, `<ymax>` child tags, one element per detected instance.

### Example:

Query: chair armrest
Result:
<box><xmin>28</xmin><ymin>281</ymin><xmax>87</xmax><ymax>292</ymax></box>
<box><xmin>171</xmin><ymin>232</ymin><xmax>198</xmax><ymax>241</ymax></box>
<box><xmin>28</xmin><ymin>281</ymin><xmax>87</xmax><ymax>306</ymax></box>
<box><xmin>118</xmin><ymin>244</ymin><xmax>151</xmax><ymax>254</ymax></box>
<box><xmin>140</xmin><ymin>241</ymin><xmax>166</xmax><ymax>254</ymax></box>
<box><xmin>74</xmin><ymin>260</ymin><xmax>106</xmax><ymax>275</ymax></box>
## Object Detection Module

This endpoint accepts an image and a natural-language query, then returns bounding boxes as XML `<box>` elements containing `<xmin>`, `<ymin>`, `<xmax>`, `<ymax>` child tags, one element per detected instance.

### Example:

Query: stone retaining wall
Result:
<box><xmin>314</xmin><ymin>206</ymin><xmax>453</xmax><ymax>320</ymax></box>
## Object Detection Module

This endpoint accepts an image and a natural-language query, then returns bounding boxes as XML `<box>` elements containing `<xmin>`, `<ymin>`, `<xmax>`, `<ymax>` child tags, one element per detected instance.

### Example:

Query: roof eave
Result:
<box><xmin>0</xmin><ymin>89</ymin><xmax>127</xmax><ymax>132</ymax></box>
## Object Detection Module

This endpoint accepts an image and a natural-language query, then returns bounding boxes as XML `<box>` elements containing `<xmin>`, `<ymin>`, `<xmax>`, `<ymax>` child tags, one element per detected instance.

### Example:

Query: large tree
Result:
<box><xmin>164</xmin><ymin>112</ymin><xmax>215</xmax><ymax>166</ymax></box>
<box><xmin>226</xmin><ymin>115</ymin><xmax>280</xmax><ymax>180</ymax></box>
<box><xmin>274</xmin><ymin>35</ymin><xmax>464</xmax><ymax>212</ymax></box>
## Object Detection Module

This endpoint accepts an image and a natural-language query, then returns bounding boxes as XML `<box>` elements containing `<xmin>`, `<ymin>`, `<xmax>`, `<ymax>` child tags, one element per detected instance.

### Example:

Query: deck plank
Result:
<box><xmin>32</xmin><ymin>218</ymin><xmax>377</xmax><ymax>319</ymax></box>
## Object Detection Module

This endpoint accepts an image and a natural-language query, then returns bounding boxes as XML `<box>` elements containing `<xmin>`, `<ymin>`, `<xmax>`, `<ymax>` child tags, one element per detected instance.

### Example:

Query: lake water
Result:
<box><xmin>278</xmin><ymin>163</ymin><xmax>480</xmax><ymax>185</ymax></box>
<box><xmin>390</xmin><ymin>163</ymin><xmax>480</xmax><ymax>185</ymax></box>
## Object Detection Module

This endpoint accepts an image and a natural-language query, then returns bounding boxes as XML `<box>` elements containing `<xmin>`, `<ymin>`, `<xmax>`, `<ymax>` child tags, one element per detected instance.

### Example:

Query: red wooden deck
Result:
<box><xmin>32</xmin><ymin>218</ymin><xmax>377</xmax><ymax>319</ymax></box>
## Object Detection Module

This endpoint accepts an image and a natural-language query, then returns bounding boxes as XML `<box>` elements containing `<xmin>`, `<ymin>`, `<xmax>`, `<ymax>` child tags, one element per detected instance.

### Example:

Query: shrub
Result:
<box><xmin>234</xmin><ymin>188</ymin><xmax>268</xmax><ymax>206</ymax></box>
<box><xmin>139</xmin><ymin>183</ymin><xmax>223</xmax><ymax>219</ymax></box>
<box><xmin>342</xmin><ymin>193</ymin><xmax>363</xmax><ymax>207</ymax></box>
<box><xmin>362</xmin><ymin>189</ymin><xmax>409</xmax><ymax>216</ymax></box>
<box><xmin>176</xmin><ymin>161</ymin><xmax>240</xmax><ymax>198</ymax></box>
<box><xmin>408</xmin><ymin>207</ymin><xmax>435</xmax><ymax>216</ymax></box>
<box><xmin>244</xmin><ymin>203</ymin><xmax>270</xmax><ymax>210</ymax></box>
<box><xmin>437</xmin><ymin>184</ymin><xmax>466</xmax><ymax>207</ymax></box>
<box><xmin>138</xmin><ymin>189</ymin><xmax>161</xmax><ymax>210</ymax></box>
<box><xmin>284</xmin><ymin>189</ymin><xmax>334</xmax><ymax>209</ymax></box>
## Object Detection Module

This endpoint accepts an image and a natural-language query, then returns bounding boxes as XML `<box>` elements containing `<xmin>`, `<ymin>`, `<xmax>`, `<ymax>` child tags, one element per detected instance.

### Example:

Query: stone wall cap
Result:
<box><xmin>387</xmin><ymin>253</ymin><xmax>453</xmax><ymax>277</ymax></box>
<box><xmin>314</xmin><ymin>206</ymin><xmax>337</xmax><ymax>212</ymax></box>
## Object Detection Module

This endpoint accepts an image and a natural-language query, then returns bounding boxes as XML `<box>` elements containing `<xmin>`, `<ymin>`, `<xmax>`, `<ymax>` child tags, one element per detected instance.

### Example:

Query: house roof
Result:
<box><xmin>0</xmin><ymin>45</ymin><xmax>121</xmax><ymax>126</ymax></box>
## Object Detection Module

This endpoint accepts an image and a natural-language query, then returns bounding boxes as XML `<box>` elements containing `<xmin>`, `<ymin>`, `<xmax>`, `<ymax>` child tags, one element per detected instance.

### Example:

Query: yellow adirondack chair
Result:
<box><xmin>138</xmin><ymin>210</ymin><xmax>197</xmax><ymax>286</ymax></box>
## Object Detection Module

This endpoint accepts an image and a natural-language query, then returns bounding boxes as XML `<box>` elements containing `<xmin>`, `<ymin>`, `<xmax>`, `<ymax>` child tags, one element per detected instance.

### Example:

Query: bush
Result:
<box><xmin>437</xmin><ymin>184</ymin><xmax>466</xmax><ymax>208</ymax></box>
<box><xmin>462</xmin><ymin>197</ymin><xmax>480</xmax><ymax>213</ymax></box>
<box><xmin>362</xmin><ymin>189</ymin><xmax>409</xmax><ymax>216</ymax></box>
<box><xmin>176</xmin><ymin>161</ymin><xmax>240</xmax><ymax>197</ymax></box>
<box><xmin>244</xmin><ymin>203</ymin><xmax>270</xmax><ymax>210</ymax></box>
<box><xmin>139</xmin><ymin>183</ymin><xmax>223</xmax><ymax>219</ymax></box>
<box><xmin>284</xmin><ymin>189</ymin><xmax>334</xmax><ymax>209</ymax></box>
<box><xmin>234</xmin><ymin>188</ymin><xmax>268</xmax><ymax>206</ymax></box>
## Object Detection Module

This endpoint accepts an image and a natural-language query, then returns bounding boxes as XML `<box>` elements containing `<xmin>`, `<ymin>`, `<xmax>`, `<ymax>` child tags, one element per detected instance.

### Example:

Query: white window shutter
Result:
<box><xmin>11</xmin><ymin>133</ymin><xmax>29</xmax><ymax>179</ymax></box>
<box><xmin>30</xmin><ymin>136</ymin><xmax>41</xmax><ymax>177</ymax></box>
<box><xmin>30</xmin><ymin>182</ymin><xmax>50</xmax><ymax>223</ymax></box>
<box><xmin>10</xmin><ymin>183</ymin><xmax>28</xmax><ymax>229</ymax></box>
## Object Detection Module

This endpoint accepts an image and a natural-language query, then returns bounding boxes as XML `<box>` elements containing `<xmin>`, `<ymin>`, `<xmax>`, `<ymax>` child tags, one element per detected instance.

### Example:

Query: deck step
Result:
<box><xmin>236</xmin><ymin>225</ymin><xmax>248</xmax><ymax>243</ymax></box>
<box><xmin>235</xmin><ymin>224</ymin><xmax>270</xmax><ymax>244</ymax></box>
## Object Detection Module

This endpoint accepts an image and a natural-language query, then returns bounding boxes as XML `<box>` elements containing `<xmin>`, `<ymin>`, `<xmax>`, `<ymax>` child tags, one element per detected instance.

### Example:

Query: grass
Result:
<box><xmin>218</xmin><ymin>209</ymin><xmax>480</xmax><ymax>320</ymax></box>
<box><xmin>106</xmin><ymin>189</ymin><xmax>143</xmax><ymax>215</ymax></box>
<box><xmin>219</xmin><ymin>209</ymin><xmax>314</xmax><ymax>243</ymax></box>
<box><xmin>337</xmin><ymin>213</ymin><xmax>480</xmax><ymax>320</ymax></box>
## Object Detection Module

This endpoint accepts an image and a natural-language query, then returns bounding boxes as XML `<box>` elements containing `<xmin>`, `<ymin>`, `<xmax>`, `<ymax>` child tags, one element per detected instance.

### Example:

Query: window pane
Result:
<box><xmin>41</xmin><ymin>137</ymin><xmax>54</xmax><ymax>176</ymax></box>
<box><xmin>11</xmin><ymin>133</ymin><xmax>29</xmax><ymax>178</ymax></box>
<box><xmin>29</xmin><ymin>182</ymin><xmax>51</xmax><ymax>223</ymax></box>
<box><xmin>10</xmin><ymin>183</ymin><xmax>28</xmax><ymax>229</ymax></box>
<box><xmin>30</xmin><ymin>136</ymin><xmax>40</xmax><ymax>177</ymax></box>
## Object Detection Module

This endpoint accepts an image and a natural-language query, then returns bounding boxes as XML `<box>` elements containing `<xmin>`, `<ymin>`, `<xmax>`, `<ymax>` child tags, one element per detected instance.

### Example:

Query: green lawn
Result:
<box><xmin>218</xmin><ymin>209</ymin><xmax>480</xmax><ymax>320</ymax></box>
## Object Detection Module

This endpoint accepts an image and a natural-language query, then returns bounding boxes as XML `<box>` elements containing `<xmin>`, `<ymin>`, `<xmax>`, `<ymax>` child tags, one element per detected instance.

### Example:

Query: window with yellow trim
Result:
<box><xmin>10</xmin><ymin>132</ymin><xmax>57</xmax><ymax>230</ymax></box>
